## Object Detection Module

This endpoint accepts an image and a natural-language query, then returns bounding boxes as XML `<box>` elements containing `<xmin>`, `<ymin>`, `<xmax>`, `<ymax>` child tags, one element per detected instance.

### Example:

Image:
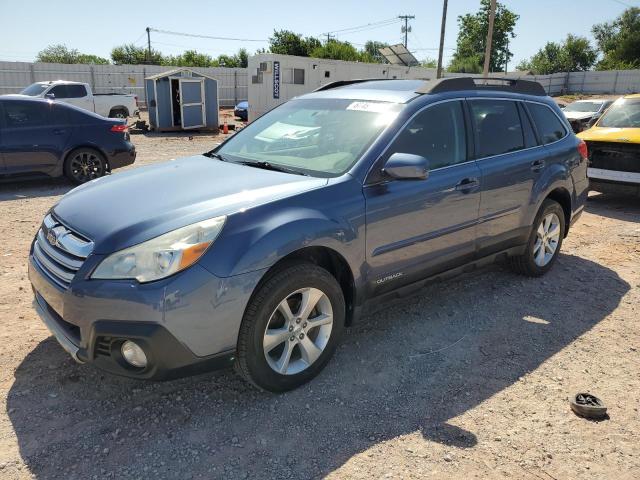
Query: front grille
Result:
<box><xmin>32</xmin><ymin>214</ymin><xmax>94</xmax><ymax>289</ymax></box>
<box><xmin>587</xmin><ymin>141</ymin><xmax>640</xmax><ymax>174</ymax></box>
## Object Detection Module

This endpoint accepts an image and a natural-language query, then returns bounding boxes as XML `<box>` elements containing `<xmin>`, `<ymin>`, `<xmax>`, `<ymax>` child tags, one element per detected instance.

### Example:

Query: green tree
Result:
<box><xmin>236</xmin><ymin>48</ymin><xmax>249</xmax><ymax>68</ymax></box>
<box><xmin>163</xmin><ymin>50</ymin><xmax>213</xmax><ymax>67</ymax></box>
<box><xmin>449</xmin><ymin>0</ymin><xmax>519</xmax><ymax>73</ymax></box>
<box><xmin>310</xmin><ymin>40</ymin><xmax>363</xmax><ymax>61</ymax></box>
<box><xmin>268</xmin><ymin>30</ymin><xmax>320</xmax><ymax>56</ymax></box>
<box><xmin>420</xmin><ymin>57</ymin><xmax>438</xmax><ymax>68</ymax></box>
<box><xmin>593</xmin><ymin>7</ymin><xmax>640</xmax><ymax>70</ymax></box>
<box><xmin>517</xmin><ymin>34</ymin><xmax>597</xmax><ymax>74</ymax></box>
<box><xmin>363</xmin><ymin>40</ymin><xmax>389</xmax><ymax>63</ymax></box>
<box><xmin>36</xmin><ymin>44</ymin><xmax>109</xmax><ymax>64</ymax></box>
<box><xmin>111</xmin><ymin>43</ymin><xmax>163</xmax><ymax>65</ymax></box>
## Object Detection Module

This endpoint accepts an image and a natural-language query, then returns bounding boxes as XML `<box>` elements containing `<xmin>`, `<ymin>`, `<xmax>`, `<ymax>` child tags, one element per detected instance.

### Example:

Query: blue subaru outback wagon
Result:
<box><xmin>29</xmin><ymin>78</ymin><xmax>588</xmax><ymax>391</ymax></box>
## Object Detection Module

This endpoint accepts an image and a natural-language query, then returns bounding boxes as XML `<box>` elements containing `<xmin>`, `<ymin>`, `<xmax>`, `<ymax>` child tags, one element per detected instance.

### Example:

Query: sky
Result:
<box><xmin>0</xmin><ymin>0</ymin><xmax>635</xmax><ymax>68</ymax></box>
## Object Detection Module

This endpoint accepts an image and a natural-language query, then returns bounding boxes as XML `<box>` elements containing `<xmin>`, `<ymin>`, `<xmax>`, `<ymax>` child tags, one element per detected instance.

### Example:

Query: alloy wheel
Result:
<box><xmin>533</xmin><ymin>212</ymin><xmax>561</xmax><ymax>267</ymax></box>
<box><xmin>263</xmin><ymin>287</ymin><xmax>333</xmax><ymax>375</ymax></box>
<box><xmin>69</xmin><ymin>151</ymin><xmax>104</xmax><ymax>183</ymax></box>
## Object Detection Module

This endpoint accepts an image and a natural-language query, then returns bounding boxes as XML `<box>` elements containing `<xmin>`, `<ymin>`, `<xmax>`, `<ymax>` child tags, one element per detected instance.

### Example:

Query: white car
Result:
<box><xmin>562</xmin><ymin>99</ymin><xmax>614</xmax><ymax>133</ymax></box>
<box><xmin>18</xmin><ymin>80</ymin><xmax>139</xmax><ymax>119</ymax></box>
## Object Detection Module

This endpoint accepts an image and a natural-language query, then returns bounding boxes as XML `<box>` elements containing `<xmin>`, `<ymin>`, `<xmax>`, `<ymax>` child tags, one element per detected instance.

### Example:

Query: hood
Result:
<box><xmin>53</xmin><ymin>155</ymin><xmax>327</xmax><ymax>253</ymax></box>
<box><xmin>577</xmin><ymin>126</ymin><xmax>640</xmax><ymax>144</ymax></box>
<box><xmin>563</xmin><ymin>111</ymin><xmax>596</xmax><ymax>121</ymax></box>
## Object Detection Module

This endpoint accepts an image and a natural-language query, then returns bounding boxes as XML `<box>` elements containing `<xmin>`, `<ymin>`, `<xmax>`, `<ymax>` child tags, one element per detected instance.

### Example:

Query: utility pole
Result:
<box><xmin>398</xmin><ymin>14</ymin><xmax>415</xmax><ymax>49</ymax></box>
<box><xmin>482</xmin><ymin>0</ymin><xmax>497</xmax><ymax>78</ymax></box>
<box><xmin>504</xmin><ymin>36</ymin><xmax>509</xmax><ymax>73</ymax></box>
<box><xmin>325</xmin><ymin>33</ymin><xmax>335</xmax><ymax>43</ymax></box>
<box><xmin>146</xmin><ymin>27</ymin><xmax>151</xmax><ymax>64</ymax></box>
<box><xmin>436</xmin><ymin>0</ymin><xmax>448</xmax><ymax>79</ymax></box>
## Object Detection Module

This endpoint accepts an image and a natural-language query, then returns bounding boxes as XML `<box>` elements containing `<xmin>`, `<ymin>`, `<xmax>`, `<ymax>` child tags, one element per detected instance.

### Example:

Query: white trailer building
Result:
<box><xmin>247</xmin><ymin>53</ymin><xmax>437</xmax><ymax>121</ymax></box>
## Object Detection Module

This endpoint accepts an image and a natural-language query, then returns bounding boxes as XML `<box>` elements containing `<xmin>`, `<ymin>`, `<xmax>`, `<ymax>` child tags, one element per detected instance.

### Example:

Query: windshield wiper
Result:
<box><xmin>204</xmin><ymin>151</ymin><xmax>229</xmax><ymax>162</ymax></box>
<box><xmin>238</xmin><ymin>161</ymin><xmax>308</xmax><ymax>176</ymax></box>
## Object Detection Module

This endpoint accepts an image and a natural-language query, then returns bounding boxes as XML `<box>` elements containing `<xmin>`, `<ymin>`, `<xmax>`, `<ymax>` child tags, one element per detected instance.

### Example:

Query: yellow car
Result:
<box><xmin>578</xmin><ymin>94</ymin><xmax>640</xmax><ymax>196</ymax></box>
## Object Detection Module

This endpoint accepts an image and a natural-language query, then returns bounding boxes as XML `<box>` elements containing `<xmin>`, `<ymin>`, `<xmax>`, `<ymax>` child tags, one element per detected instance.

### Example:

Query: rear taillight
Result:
<box><xmin>577</xmin><ymin>139</ymin><xmax>588</xmax><ymax>160</ymax></box>
<box><xmin>110</xmin><ymin>124</ymin><xmax>128</xmax><ymax>133</ymax></box>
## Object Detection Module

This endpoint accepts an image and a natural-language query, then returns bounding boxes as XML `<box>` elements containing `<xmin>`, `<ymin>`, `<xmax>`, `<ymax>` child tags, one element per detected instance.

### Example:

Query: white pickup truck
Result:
<box><xmin>18</xmin><ymin>80</ymin><xmax>139</xmax><ymax>118</ymax></box>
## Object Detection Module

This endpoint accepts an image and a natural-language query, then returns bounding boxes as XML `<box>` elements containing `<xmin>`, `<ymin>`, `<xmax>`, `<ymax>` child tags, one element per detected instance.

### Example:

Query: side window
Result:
<box><xmin>49</xmin><ymin>85</ymin><xmax>69</xmax><ymax>98</ymax></box>
<box><xmin>527</xmin><ymin>103</ymin><xmax>567</xmax><ymax>144</ymax></box>
<box><xmin>387</xmin><ymin>101</ymin><xmax>467</xmax><ymax>170</ymax></box>
<box><xmin>3</xmin><ymin>101</ymin><xmax>49</xmax><ymax>128</ymax></box>
<box><xmin>65</xmin><ymin>84</ymin><xmax>87</xmax><ymax>98</ymax></box>
<box><xmin>469</xmin><ymin>99</ymin><xmax>524</xmax><ymax>158</ymax></box>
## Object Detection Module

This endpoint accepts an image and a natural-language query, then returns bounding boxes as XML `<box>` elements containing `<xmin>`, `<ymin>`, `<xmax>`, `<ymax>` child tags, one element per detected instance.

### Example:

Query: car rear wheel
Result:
<box><xmin>109</xmin><ymin>108</ymin><xmax>128</xmax><ymax>119</ymax></box>
<box><xmin>235</xmin><ymin>262</ymin><xmax>345</xmax><ymax>392</ymax></box>
<box><xmin>509</xmin><ymin>199</ymin><xmax>565</xmax><ymax>277</ymax></box>
<box><xmin>64</xmin><ymin>148</ymin><xmax>107</xmax><ymax>184</ymax></box>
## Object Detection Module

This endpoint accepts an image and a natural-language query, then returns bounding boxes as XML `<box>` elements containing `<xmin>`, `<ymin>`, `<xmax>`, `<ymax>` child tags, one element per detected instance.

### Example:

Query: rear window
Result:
<box><xmin>528</xmin><ymin>103</ymin><xmax>567</xmax><ymax>144</ymax></box>
<box><xmin>469</xmin><ymin>99</ymin><xmax>525</xmax><ymax>158</ymax></box>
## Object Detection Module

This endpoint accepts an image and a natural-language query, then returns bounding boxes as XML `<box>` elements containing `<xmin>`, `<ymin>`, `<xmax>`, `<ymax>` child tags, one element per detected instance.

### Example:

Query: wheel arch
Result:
<box><xmin>108</xmin><ymin>106</ymin><xmax>129</xmax><ymax>117</ymax></box>
<box><xmin>252</xmin><ymin>246</ymin><xmax>357</xmax><ymax>327</ymax></box>
<box><xmin>544</xmin><ymin>187</ymin><xmax>572</xmax><ymax>236</ymax></box>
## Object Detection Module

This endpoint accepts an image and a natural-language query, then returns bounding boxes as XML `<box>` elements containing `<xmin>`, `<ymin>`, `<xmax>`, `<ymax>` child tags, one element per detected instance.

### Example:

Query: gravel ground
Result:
<box><xmin>0</xmin><ymin>132</ymin><xmax>639</xmax><ymax>479</ymax></box>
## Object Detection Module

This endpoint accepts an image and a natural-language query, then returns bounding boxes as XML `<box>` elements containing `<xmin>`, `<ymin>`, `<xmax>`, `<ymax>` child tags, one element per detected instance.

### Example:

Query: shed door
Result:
<box><xmin>179</xmin><ymin>79</ymin><xmax>205</xmax><ymax>129</ymax></box>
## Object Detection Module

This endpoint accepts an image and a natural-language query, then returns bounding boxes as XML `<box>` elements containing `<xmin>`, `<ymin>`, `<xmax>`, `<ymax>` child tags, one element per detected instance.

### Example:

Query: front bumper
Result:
<box><xmin>28</xmin><ymin>252</ymin><xmax>264</xmax><ymax>380</ymax></box>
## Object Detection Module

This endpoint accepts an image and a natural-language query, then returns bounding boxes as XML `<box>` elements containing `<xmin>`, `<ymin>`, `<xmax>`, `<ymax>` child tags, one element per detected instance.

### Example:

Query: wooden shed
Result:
<box><xmin>145</xmin><ymin>68</ymin><xmax>219</xmax><ymax>131</ymax></box>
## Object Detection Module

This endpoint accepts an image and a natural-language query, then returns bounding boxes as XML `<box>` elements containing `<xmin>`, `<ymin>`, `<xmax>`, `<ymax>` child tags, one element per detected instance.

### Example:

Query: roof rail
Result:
<box><xmin>313</xmin><ymin>78</ymin><xmax>390</xmax><ymax>92</ymax></box>
<box><xmin>416</xmin><ymin>77</ymin><xmax>546</xmax><ymax>96</ymax></box>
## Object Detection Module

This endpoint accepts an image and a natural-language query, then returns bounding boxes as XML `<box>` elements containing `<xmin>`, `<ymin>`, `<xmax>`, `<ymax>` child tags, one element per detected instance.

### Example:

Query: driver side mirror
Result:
<box><xmin>45</xmin><ymin>93</ymin><xmax>55</xmax><ymax>100</ymax></box>
<box><xmin>382</xmin><ymin>152</ymin><xmax>429</xmax><ymax>180</ymax></box>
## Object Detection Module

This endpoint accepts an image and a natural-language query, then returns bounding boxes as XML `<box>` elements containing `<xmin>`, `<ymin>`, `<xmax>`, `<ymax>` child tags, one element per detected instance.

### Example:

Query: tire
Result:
<box><xmin>235</xmin><ymin>262</ymin><xmax>345</xmax><ymax>392</ymax></box>
<box><xmin>509</xmin><ymin>199</ymin><xmax>566</xmax><ymax>277</ymax></box>
<box><xmin>64</xmin><ymin>148</ymin><xmax>107</xmax><ymax>184</ymax></box>
<box><xmin>109</xmin><ymin>108</ymin><xmax>128</xmax><ymax>119</ymax></box>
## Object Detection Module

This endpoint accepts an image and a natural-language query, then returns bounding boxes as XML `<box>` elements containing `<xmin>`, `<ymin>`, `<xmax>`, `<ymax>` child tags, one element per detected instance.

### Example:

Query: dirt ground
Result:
<box><xmin>0</xmin><ymin>132</ymin><xmax>639</xmax><ymax>480</ymax></box>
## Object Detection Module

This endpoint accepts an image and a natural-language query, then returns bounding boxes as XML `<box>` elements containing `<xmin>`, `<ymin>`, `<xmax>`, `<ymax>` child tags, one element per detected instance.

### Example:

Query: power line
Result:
<box><xmin>324</xmin><ymin>17</ymin><xmax>400</xmax><ymax>36</ymax></box>
<box><xmin>148</xmin><ymin>28</ymin><xmax>267</xmax><ymax>42</ymax></box>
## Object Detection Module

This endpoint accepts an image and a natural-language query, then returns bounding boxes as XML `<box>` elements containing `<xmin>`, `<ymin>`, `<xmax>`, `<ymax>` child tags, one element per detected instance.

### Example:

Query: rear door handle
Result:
<box><xmin>455</xmin><ymin>177</ymin><xmax>480</xmax><ymax>192</ymax></box>
<box><xmin>531</xmin><ymin>159</ymin><xmax>545</xmax><ymax>171</ymax></box>
<box><xmin>52</xmin><ymin>129</ymin><xmax>66</xmax><ymax>135</ymax></box>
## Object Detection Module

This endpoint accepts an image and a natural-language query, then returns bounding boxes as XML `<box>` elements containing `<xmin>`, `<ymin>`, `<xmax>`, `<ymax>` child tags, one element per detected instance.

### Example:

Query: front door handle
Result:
<box><xmin>455</xmin><ymin>177</ymin><xmax>480</xmax><ymax>192</ymax></box>
<box><xmin>531</xmin><ymin>159</ymin><xmax>545</xmax><ymax>171</ymax></box>
<box><xmin>52</xmin><ymin>129</ymin><xmax>66</xmax><ymax>135</ymax></box>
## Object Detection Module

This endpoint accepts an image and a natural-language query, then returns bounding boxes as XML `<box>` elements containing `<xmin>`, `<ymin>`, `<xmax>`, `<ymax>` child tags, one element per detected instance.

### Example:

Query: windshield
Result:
<box><xmin>598</xmin><ymin>98</ymin><xmax>640</xmax><ymax>128</ymax></box>
<box><xmin>216</xmin><ymin>98</ymin><xmax>401</xmax><ymax>177</ymax></box>
<box><xmin>564</xmin><ymin>101</ymin><xmax>603</xmax><ymax>113</ymax></box>
<box><xmin>20</xmin><ymin>83</ymin><xmax>49</xmax><ymax>96</ymax></box>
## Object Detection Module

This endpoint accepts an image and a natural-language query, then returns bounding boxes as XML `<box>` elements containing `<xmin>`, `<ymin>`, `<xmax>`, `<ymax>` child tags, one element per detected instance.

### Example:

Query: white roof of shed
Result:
<box><xmin>145</xmin><ymin>67</ymin><xmax>218</xmax><ymax>81</ymax></box>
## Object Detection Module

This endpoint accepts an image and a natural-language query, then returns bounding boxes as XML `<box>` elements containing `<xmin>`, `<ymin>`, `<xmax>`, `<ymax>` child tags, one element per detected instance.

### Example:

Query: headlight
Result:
<box><xmin>92</xmin><ymin>216</ymin><xmax>226</xmax><ymax>282</ymax></box>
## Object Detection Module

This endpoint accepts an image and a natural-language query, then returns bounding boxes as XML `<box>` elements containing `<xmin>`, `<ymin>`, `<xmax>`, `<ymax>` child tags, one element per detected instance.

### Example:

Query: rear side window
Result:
<box><xmin>527</xmin><ymin>103</ymin><xmax>567</xmax><ymax>144</ymax></box>
<box><xmin>469</xmin><ymin>99</ymin><xmax>524</xmax><ymax>158</ymax></box>
<box><xmin>387</xmin><ymin>101</ymin><xmax>467</xmax><ymax>170</ymax></box>
<box><xmin>2</xmin><ymin>101</ymin><xmax>49</xmax><ymax>128</ymax></box>
<box><xmin>66</xmin><ymin>84</ymin><xmax>87</xmax><ymax>98</ymax></box>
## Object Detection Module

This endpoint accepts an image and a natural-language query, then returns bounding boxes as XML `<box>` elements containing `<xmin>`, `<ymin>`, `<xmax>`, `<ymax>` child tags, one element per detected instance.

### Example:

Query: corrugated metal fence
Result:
<box><xmin>446</xmin><ymin>70</ymin><xmax>640</xmax><ymax>95</ymax></box>
<box><xmin>2</xmin><ymin>61</ymin><xmax>640</xmax><ymax>103</ymax></box>
<box><xmin>0</xmin><ymin>61</ymin><xmax>248</xmax><ymax>107</ymax></box>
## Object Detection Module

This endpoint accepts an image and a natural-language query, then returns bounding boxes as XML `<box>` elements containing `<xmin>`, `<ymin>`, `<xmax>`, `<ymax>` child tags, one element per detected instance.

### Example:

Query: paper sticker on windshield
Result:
<box><xmin>346</xmin><ymin>101</ymin><xmax>393</xmax><ymax>113</ymax></box>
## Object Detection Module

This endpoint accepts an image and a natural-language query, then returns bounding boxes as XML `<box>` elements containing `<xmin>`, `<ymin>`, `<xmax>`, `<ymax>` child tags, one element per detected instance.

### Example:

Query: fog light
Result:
<box><xmin>121</xmin><ymin>340</ymin><xmax>147</xmax><ymax>368</ymax></box>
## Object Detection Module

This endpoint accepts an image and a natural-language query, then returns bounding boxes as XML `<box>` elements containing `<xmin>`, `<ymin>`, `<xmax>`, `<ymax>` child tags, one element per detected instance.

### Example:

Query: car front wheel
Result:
<box><xmin>235</xmin><ymin>262</ymin><xmax>345</xmax><ymax>392</ymax></box>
